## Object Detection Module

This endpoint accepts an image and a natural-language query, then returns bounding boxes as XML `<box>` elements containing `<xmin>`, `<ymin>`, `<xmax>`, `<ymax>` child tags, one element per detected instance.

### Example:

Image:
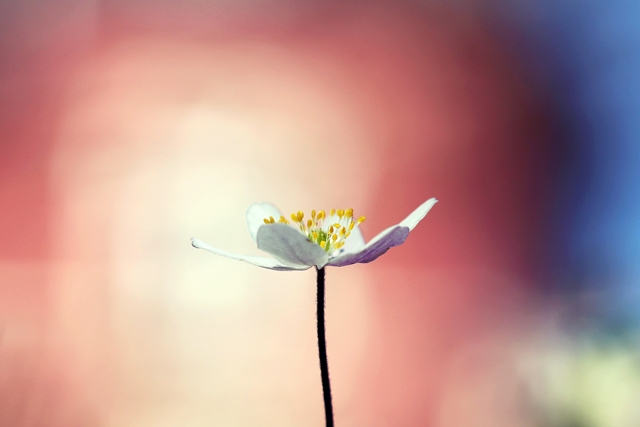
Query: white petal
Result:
<box><xmin>321</xmin><ymin>213</ymin><xmax>366</xmax><ymax>258</ymax></box>
<box><xmin>191</xmin><ymin>238</ymin><xmax>309</xmax><ymax>271</ymax></box>
<box><xmin>327</xmin><ymin>198</ymin><xmax>437</xmax><ymax>267</ymax></box>
<box><xmin>399</xmin><ymin>198</ymin><xmax>438</xmax><ymax>230</ymax></box>
<box><xmin>246</xmin><ymin>203</ymin><xmax>283</xmax><ymax>241</ymax></box>
<box><xmin>324</xmin><ymin>213</ymin><xmax>342</xmax><ymax>227</ymax></box>
<box><xmin>257</xmin><ymin>223</ymin><xmax>329</xmax><ymax>268</ymax></box>
<box><xmin>327</xmin><ymin>225</ymin><xmax>408</xmax><ymax>266</ymax></box>
<box><xmin>334</xmin><ymin>223</ymin><xmax>365</xmax><ymax>256</ymax></box>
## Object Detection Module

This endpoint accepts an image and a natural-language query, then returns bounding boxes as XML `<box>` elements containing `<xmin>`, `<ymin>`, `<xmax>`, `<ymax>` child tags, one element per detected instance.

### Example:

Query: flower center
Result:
<box><xmin>263</xmin><ymin>208</ymin><xmax>366</xmax><ymax>254</ymax></box>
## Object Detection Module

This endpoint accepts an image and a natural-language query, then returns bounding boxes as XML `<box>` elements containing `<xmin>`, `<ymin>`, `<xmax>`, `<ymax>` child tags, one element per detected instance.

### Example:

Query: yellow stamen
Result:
<box><xmin>263</xmin><ymin>218</ymin><xmax>270</xmax><ymax>224</ymax></box>
<box><xmin>277</xmin><ymin>207</ymin><xmax>367</xmax><ymax>255</ymax></box>
<box><xmin>269</xmin><ymin>216</ymin><xmax>275</xmax><ymax>224</ymax></box>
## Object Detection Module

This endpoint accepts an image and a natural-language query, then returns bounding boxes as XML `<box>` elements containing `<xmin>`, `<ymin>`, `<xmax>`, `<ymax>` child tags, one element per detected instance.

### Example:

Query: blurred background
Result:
<box><xmin>1</xmin><ymin>0</ymin><xmax>639</xmax><ymax>426</ymax></box>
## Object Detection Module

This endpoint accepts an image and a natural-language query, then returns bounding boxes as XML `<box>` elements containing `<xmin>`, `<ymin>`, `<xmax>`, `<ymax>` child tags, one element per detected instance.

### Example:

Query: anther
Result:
<box><xmin>277</xmin><ymin>207</ymin><xmax>367</xmax><ymax>255</ymax></box>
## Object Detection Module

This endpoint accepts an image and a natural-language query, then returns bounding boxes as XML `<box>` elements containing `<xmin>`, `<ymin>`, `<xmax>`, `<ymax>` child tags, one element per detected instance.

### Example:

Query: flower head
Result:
<box><xmin>191</xmin><ymin>198</ymin><xmax>437</xmax><ymax>271</ymax></box>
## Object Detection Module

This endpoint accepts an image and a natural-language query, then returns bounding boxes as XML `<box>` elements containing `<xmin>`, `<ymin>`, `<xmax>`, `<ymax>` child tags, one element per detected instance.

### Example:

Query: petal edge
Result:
<box><xmin>400</xmin><ymin>198</ymin><xmax>438</xmax><ymax>230</ymax></box>
<box><xmin>191</xmin><ymin>237</ymin><xmax>309</xmax><ymax>271</ymax></box>
<box><xmin>246</xmin><ymin>203</ymin><xmax>283</xmax><ymax>242</ymax></box>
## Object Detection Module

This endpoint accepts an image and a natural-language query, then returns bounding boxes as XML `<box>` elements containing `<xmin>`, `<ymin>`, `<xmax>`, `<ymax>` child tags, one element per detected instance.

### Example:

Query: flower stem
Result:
<box><xmin>316</xmin><ymin>267</ymin><xmax>334</xmax><ymax>427</ymax></box>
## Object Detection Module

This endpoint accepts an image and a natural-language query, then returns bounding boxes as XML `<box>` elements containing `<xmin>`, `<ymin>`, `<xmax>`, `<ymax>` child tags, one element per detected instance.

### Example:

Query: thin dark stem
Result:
<box><xmin>316</xmin><ymin>267</ymin><xmax>334</xmax><ymax>427</ymax></box>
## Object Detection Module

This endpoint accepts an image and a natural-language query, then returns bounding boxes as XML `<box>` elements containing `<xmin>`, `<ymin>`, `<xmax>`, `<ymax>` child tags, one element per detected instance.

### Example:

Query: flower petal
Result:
<box><xmin>191</xmin><ymin>238</ymin><xmax>309</xmax><ymax>271</ymax></box>
<box><xmin>257</xmin><ymin>223</ymin><xmax>329</xmax><ymax>268</ymax></box>
<box><xmin>399</xmin><ymin>198</ymin><xmax>438</xmax><ymax>230</ymax></box>
<box><xmin>246</xmin><ymin>202</ymin><xmax>283</xmax><ymax>242</ymax></box>
<box><xmin>327</xmin><ymin>226</ymin><xmax>409</xmax><ymax>266</ymax></box>
<box><xmin>327</xmin><ymin>198</ymin><xmax>437</xmax><ymax>267</ymax></box>
<box><xmin>331</xmin><ymin>223</ymin><xmax>365</xmax><ymax>258</ymax></box>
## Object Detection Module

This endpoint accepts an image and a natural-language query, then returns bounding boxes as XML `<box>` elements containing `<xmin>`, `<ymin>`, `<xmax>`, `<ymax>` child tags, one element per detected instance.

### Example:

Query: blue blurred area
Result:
<box><xmin>494</xmin><ymin>0</ymin><xmax>640</xmax><ymax>326</ymax></box>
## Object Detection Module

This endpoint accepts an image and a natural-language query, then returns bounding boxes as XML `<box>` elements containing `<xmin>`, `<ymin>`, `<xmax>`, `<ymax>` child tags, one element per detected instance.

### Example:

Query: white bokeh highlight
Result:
<box><xmin>49</xmin><ymin>37</ymin><xmax>380</xmax><ymax>426</ymax></box>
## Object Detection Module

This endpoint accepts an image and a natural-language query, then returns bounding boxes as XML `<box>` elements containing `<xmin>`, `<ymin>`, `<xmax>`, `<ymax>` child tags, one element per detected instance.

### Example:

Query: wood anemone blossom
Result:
<box><xmin>191</xmin><ymin>198</ymin><xmax>438</xmax><ymax>271</ymax></box>
<box><xmin>191</xmin><ymin>198</ymin><xmax>437</xmax><ymax>427</ymax></box>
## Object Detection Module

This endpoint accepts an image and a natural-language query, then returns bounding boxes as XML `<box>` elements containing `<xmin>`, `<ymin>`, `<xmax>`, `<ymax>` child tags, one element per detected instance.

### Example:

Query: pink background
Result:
<box><xmin>3</xmin><ymin>2</ymin><xmax>625</xmax><ymax>427</ymax></box>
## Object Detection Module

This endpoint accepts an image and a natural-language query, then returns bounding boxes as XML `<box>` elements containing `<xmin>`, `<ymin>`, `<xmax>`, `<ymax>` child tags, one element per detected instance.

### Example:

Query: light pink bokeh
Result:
<box><xmin>1</xmin><ymin>2</ymin><xmax>553</xmax><ymax>426</ymax></box>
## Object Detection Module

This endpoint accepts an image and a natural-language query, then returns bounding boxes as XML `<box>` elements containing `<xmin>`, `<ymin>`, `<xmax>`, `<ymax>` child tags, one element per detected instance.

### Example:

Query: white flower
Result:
<box><xmin>191</xmin><ymin>198</ymin><xmax>437</xmax><ymax>271</ymax></box>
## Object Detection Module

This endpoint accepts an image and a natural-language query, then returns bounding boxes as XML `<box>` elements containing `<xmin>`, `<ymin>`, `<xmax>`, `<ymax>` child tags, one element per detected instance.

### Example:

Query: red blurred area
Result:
<box><xmin>0</xmin><ymin>1</ymin><xmax>553</xmax><ymax>426</ymax></box>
